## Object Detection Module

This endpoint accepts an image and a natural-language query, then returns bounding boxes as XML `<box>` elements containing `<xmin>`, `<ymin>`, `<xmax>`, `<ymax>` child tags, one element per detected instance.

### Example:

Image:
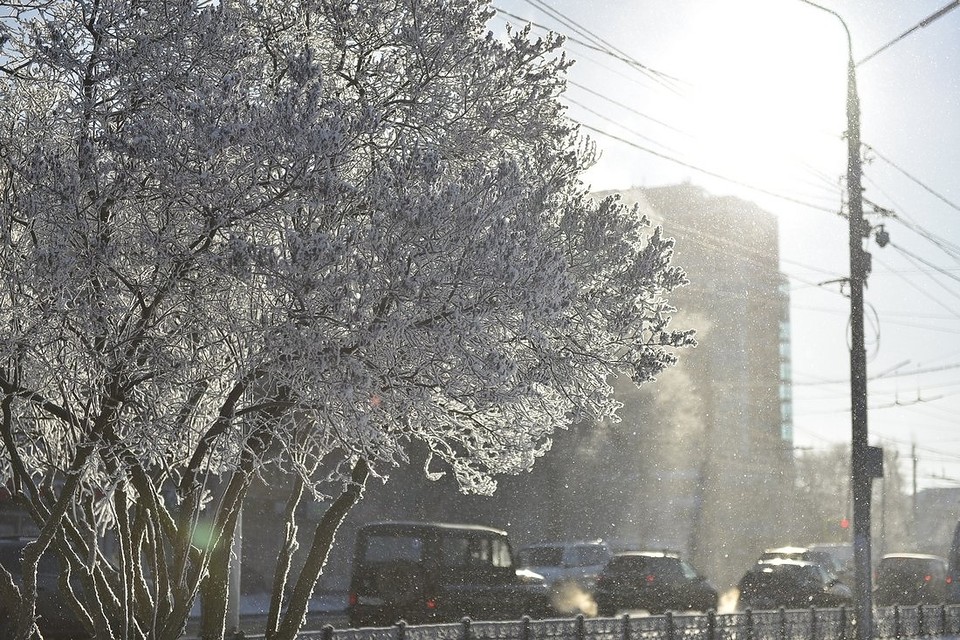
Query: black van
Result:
<box><xmin>347</xmin><ymin>521</ymin><xmax>552</xmax><ymax>627</ymax></box>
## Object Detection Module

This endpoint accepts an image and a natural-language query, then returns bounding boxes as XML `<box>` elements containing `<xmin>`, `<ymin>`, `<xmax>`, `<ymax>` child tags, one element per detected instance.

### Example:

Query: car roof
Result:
<box><xmin>612</xmin><ymin>550</ymin><xmax>680</xmax><ymax>559</ymax></box>
<box><xmin>753</xmin><ymin>558</ymin><xmax>818</xmax><ymax>569</ymax></box>
<box><xmin>762</xmin><ymin>546</ymin><xmax>810</xmax><ymax>554</ymax></box>
<box><xmin>360</xmin><ymin>521</ymin><xmax>509</xmax><ymax>536</ymax></box>
<box><xmin>0</xmin><ymin>537</ymin><xmax>37</xmax><ymax>546</ymax></box>
<box><xmin>521</xmin><ymin>540</ymin><xmax>607</xmax><ymax>549</ymax></box>
<box><xmin>881</xmin><ymin>553</ymin><xmax>945</xmax><ymax>562</ymax></box>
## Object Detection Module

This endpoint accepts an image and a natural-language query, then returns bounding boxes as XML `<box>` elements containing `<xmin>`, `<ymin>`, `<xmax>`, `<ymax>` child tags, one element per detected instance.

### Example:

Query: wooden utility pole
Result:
<box><xmin>799</xmin><ymin>5</ymin><xmax>881</xmax><ymax>640</ymax></box>
<box><xmin>844</xmin><ymin>47</ymin><xmax>876</xmax><ymax>640</ymax></box>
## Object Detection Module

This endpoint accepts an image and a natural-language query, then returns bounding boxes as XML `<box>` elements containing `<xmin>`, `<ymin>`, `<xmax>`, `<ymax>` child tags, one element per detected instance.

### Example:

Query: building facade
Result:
<box><xmin>598</xmin><ymin>185</ymin><xmax>796</xmax><ymax>587</ymax></box>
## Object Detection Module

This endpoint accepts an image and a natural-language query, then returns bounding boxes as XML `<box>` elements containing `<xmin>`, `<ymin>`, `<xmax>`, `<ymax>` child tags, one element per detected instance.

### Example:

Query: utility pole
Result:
<box><xmin>912</xmin><ymin>441</ymin><xmax>918</xmax><ymax>543</ymax></box>
<box><xmin>799</xmin><ymin>5</ymin><xmax>881</xmax><ymax>640</ymax></box>
<box><xmin>845</xmin><ymin>44</ymin><xmax>875</xmax><ymax>640</ymax></box>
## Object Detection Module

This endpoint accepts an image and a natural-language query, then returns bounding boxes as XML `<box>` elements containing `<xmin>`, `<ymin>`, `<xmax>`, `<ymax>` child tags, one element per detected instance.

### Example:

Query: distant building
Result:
<box><xmin>595</xmin><ymin>185</ymin><xmax>795</xmax><ymax>587</ymax></box>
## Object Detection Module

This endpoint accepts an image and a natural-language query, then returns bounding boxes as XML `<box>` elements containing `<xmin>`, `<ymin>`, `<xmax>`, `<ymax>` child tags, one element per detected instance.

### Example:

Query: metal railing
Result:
<box><xmin>281</xmin><ymin>606</ymin><xmax>960</xmax><ymax>640</ymax></box>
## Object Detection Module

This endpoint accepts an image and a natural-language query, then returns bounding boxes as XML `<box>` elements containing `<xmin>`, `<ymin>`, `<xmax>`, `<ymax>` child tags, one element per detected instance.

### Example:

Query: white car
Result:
<box><xmin>517</xmin><ymin>540</ymin><xmax>612</xmax><ymax>593</ymax></box>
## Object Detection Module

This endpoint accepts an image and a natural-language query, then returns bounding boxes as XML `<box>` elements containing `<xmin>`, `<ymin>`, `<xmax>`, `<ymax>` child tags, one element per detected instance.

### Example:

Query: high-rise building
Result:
<box><xmin>601</xmin><ymin>185</ymin><xmax>795</xmax><ymax>587</ymax></box>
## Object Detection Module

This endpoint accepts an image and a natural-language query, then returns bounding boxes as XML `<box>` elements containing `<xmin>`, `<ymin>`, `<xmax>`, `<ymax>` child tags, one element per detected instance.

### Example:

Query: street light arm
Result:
<box><xmin>798</xmin><ymin>0</ymin><xmax>855</xmax><ymax>63</ymax></box>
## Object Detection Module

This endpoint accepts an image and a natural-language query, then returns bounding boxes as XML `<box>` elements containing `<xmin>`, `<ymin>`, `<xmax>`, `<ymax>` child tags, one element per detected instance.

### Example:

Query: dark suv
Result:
<box><xmin>874</xmin><ymin>553</ymin><xmax>948</xmax><ymax>607</ymax></box>
<box><xmin>594</xmin><ymin>551</ymin><xmax>718</xmax><ymax>616</ymax></box>
<box><xmin>0</xmin><ymin>537</ymin><xmax>90</xmax><ymax>639</ymax></box>
<box><xmin>737</xmin><ymin>559</ymin><xmax>852</xmax><ymax>610</ymax></box>
<box><xmin>347</xmin><ymin>521</ymin><xmax>552</xmax><ymax>627</ymax></box>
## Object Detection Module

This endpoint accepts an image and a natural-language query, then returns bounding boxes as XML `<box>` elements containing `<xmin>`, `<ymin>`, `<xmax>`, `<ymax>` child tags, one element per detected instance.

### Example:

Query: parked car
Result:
<box><xmin>347</xmin><ymin>521</ymin><xmax>552</xmax><ymax>627</ymax></box>
<box><xmin>737</xmin><ymin>559</ymin><xmax>853</xmax><ymax>611</ymax></box>
<box><xmin>0</xmin><ymin>536</ymin><xmax>91</xmax><ymax>640</ymax></box>
<box><xmin>806</xmin><ymin>542</ymin><xmax>854</xmax><ymax>585</ymax></box>
<box><xmin>517</xmin><ymin>540</ymin><xmax>612</xmax><ymax>592</ymax></box>
<box><xmin>594</xmin><ymin>551</ymin><xmax>718</xmax><ymax>616</ymax></box>
<box><xmin>874</xmin><ymin>553</ymin><xmax>948</xmax><ymax>607</ymax></box>
<box><xmin>759</xmin><ymin>546</ymin><xmax>841</xmax><ymax>576</ymax></box>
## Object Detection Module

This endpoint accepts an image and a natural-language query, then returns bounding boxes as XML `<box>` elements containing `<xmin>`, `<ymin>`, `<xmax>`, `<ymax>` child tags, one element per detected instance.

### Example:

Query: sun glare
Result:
<box><xmin>668</xmin><ymin>2</ymin><xmax>850</xmax><ymax>197</ymax></box>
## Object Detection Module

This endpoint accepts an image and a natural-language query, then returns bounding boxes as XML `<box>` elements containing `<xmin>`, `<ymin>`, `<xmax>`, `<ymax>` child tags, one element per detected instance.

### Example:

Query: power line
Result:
<box><xmin>517</xmin><ymin>0</ymin><xmax>684</xmax><ymax>91</ymax></box>
<box><xmin>864</xmin><ymin>143</ymin><xmax>960</xmax><ymax>215</ymax></box>
<box><xmin>576</xmin><ymin>122</ymin><xmax>840</xmax><ymax>215</ymax></box>
<box><xmin>566</xmin><ymin>79</ymin><xmax>685</xmax><ymax>134</ymax></box>
<box><xmin>796</xmin><ymin>389</ymin><xmax>960</xmax><ymax>416</ymax></box>
<box><xmin>857</xmin><ymin>1</ymin><xmax>960</xmax><ymax>66</ymax></box>
<box><xmin>563</xmin><ymin>96</ymin><xmax>677</xmax><ymax>152</ymax></box>
<box><xmin>793</xmin><ymin>361</ymin><xmax>960</xmax><ymax>386</ymax></box>
<box><xmin>491</xmin><ymin>6</ymin><xmax>670</xmax><ymax>89</ymax></box>
<box><xmin>891</xmin><ymin>215</ymin><xmax>960</xmax><ymax>263</ymax></box>
<box><xmin>873</xmin><ymin>254</ymin><xmax>960</xmax><ymax>320</ymax></box>
<box><xmin>862</xmin><ymin>174</ymin><xmax>960</xmax><ymax>262</ymax></box>
<box><xmin>888</xmin><ymin>241</ymin><xmax>960</xmax><ymax>287</ymax></box>
<box><xmin>861</xmin><ymin>186</ymin><xmax>960</xmax><ymax>267</ymax></box>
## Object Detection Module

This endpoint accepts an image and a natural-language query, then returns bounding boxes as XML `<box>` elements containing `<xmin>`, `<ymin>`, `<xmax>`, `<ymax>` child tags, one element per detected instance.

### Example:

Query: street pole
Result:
<box><xmin>798</xmin><ymin>4</ymin><xmax>872</xmax><ymax>639</ymax></box>
<box><xmin>845</xmin><ymin>49</ymin><xmax>874</xmax><ymax>640</ymax></box>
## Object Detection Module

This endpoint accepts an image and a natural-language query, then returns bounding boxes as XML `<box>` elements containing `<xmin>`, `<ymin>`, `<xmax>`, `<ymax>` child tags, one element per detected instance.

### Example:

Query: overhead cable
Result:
<box><xmin>562</xmin><ymin>96</ymin><xmax>678</xmax><ymax>152</ymax></box>
<box><xmin>888</xmin><ymin>241</ymin><xmax>960</xmax><ymax>287</ymax></box>
<box><xmin>576</xmin><ymin>122</ymin><xmax>839</xmax><ymax>214</ymax></box>
<box><xmin>566</xmin><ymin>79</ymin><xmax>685</xmax><ymax>134</ymax></box>
<box><xmin>873</xmin><ymin>254</ymin><xmax>960</xmax><ymax>320</ymax></box>
<box><xmin>857</xmin><ymin>0</ymin><xmax>960</xmax><ymax>66</ymax></box>
<box><xmin>864</xmin><ymin>142</ymin><xmax>960</xmax><ymax>214</ymax></box>
<box><xmin>518</xmin><ymin>0</ymin><xmax>683</xmax><ymax>91</ymax></box>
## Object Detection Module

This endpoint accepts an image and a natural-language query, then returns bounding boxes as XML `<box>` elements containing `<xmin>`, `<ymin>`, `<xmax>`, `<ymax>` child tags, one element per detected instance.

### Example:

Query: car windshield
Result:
<box><xmin>362</xmin><ymin>534</ymin><xmax>424</xmax><ymax>563</ymax></box>
<box><xmin>607</xmin><ymin>556</ymin><xmax>682</xmax><ymax>579</ymax></box>
<box><xmin>746</xmin><ymin>564</ymin><xmax>821</xmax><ymax>590</ymax></box>
<box><xmin>519</xmin><ymin>546</ymin><xmax>564</xmax><ymax>566</ymax></box>
<box><xmin>879</xmin><ymin>559</ymin><xmax>941</xmax><ymax>581</ymax></box>
<box><xmin>761</xmin><ymin>550</ymin><xmax>807</xmax><ymax>562</ymax></box>
<box><xmin>575</xmin><ymin>546</ymin><xmax>608</xmax><ymax>566</ymax></box>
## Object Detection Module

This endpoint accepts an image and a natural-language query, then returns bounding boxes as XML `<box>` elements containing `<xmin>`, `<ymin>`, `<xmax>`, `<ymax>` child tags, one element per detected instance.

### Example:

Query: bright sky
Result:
<box><xmin>492</xmin><ymin>1</ymin><xmax>960</xmax><ymax>491</ymax></box>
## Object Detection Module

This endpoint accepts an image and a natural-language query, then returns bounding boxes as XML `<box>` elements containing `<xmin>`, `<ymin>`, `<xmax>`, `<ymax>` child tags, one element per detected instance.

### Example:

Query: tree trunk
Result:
<box><xmin>266</xmin><ymin>476</ymin><xmax>305</xmax><ymax>636</ymax></box>
<box><xmin>270</xmin><ymin>458</ymin><xmax>369</xmax><ymax>640</ymax></box>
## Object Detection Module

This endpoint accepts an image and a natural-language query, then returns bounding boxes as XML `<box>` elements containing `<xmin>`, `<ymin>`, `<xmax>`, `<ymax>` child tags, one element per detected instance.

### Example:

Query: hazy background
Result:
<box><xmin>492</xmin><ymin>0</ymin><xmax>960</xmax><ymax>491</ymax></box>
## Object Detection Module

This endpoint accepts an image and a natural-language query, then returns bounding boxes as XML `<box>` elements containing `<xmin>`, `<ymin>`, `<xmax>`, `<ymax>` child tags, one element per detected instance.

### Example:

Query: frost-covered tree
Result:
<box><xmin>0</xmin><ymin>0</ymin><xmax>693</xmax><ymax>638</ymax></box>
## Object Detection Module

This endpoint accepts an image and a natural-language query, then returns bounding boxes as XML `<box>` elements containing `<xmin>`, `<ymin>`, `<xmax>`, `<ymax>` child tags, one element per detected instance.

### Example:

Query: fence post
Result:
<box><xmin>577</xmin><ymin>613</ymin><xmax>586</xmax><ymax>640</ymax></box>
<box><xmin>779</xmin><ymin>607</ymin><xmax>787</xmax><ymax>640</ymax></box>
<box><xmin>810</xmin><ymin>606</ymin><xmax>817</xmax><ymax>640</ymax></box>
<box><xmin>918</xmin><ymin>605</ymin><xmax>926</xmax><ymax>638</ymax></box>
<box><xmin>323</xmin><ymin>624</ymin><xmax>335</xmax><ymax>640</ymax></box>
<box><xmin>746</xmin><ymin>608</ymin><xmax>755</xmax><ymax>640</ymax></box>
<box><xmin>707</xmin><ymin>609</ymin><xmax>716</xmax><ymax>640</ymax></box>
<box><xmin>522</xmin><ymin>615</ymin><xmax>531</xmax><ymax>640</ymax></box>
<box><xmin>622</xmin><ymin>613</ymin><xmax>631</xmax><ymax>640</ymax></box>
<box><xmin>666</xmin><ymin>611</ymin><xmax>675</xmax><ymax>640</ymax></box>
<box><xmin>940</xmin><ymin>604</ymin><xmax>947</xmax><ymax>636</ymax></box>
<box><xmin>462</xmin><ymin>616</ymin><xmax>472</xmax><ymax>640</ymax></box>
<box><xmin>839</xmin><ymin>606</ymin><xmax>847</xmax><ymax>640</ymax></box>
<box><xmin>893</xmin><ymin>605</ymin><xmax>900</xmax><ymax>640</ymax></box>
<box><xmin>397</xmin><ymin>619</ymin><xmax>407</xmax><ymax>640</ymax></box>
